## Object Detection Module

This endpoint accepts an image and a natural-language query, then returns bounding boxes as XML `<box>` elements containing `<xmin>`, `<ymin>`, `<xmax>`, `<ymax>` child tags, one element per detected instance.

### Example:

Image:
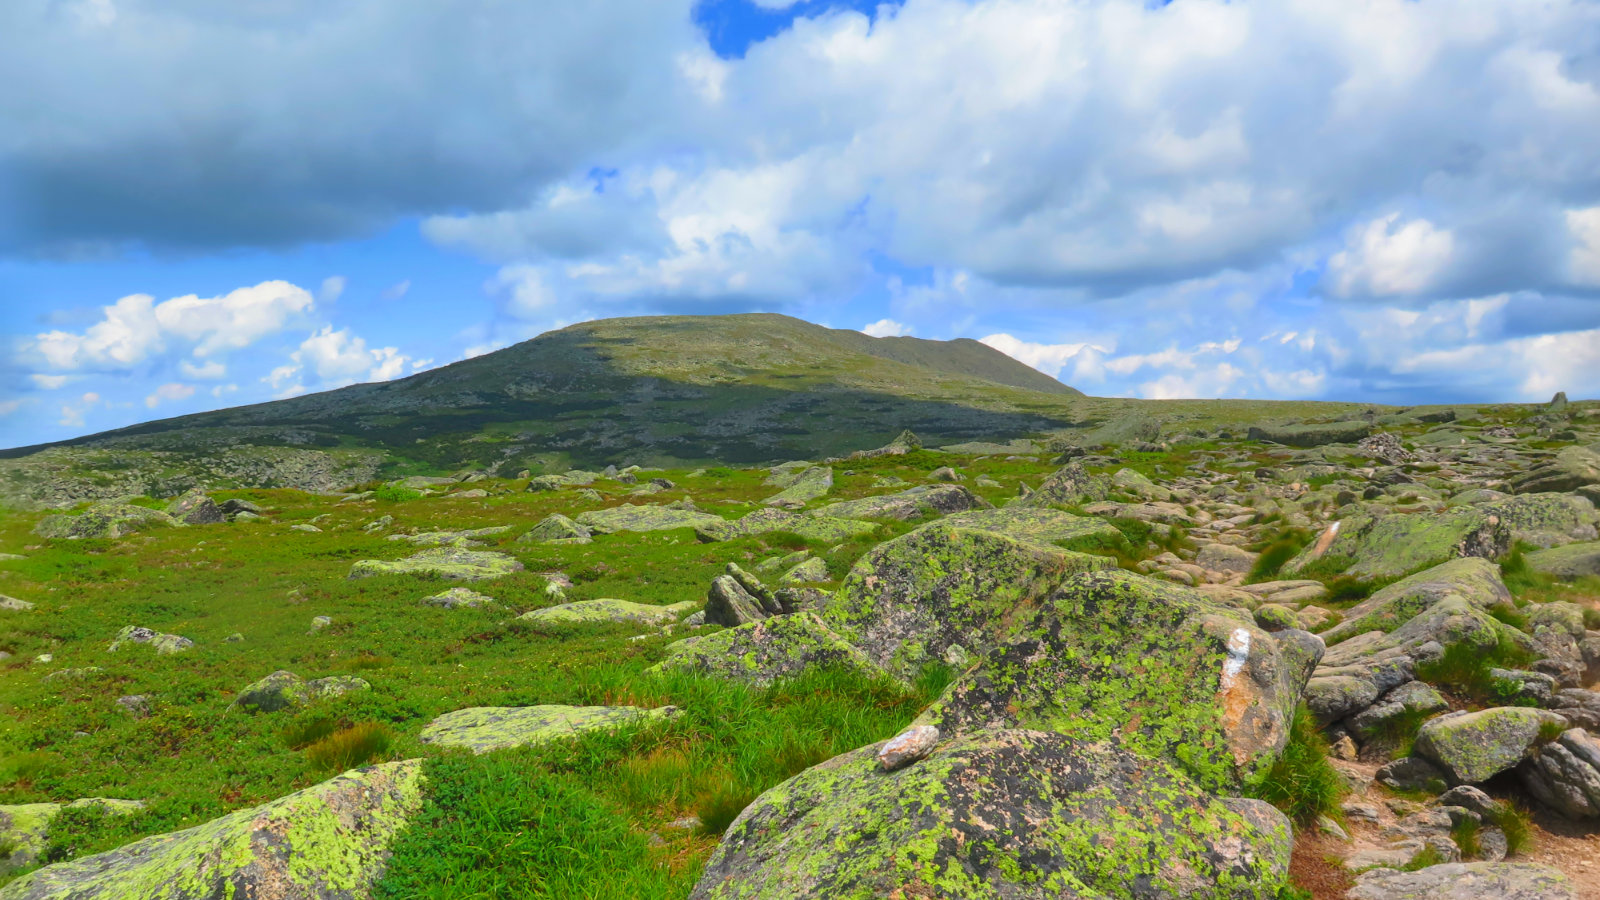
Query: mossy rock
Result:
<box><xmin>1284</xmin><ymin>509</ymin><xmax>1510</xmax><ymax>580</ymax></box>
<box><xmin>813</xmin><ymin>484</ymin><xmax>989</xmax><ymax>522</ymax></box>
<box><xmin>693</xmin><ymin>508</ymin><xmax>878</xmax><ymax>544</ymax></box>
<box><xmin>1481</xmin><ymin>493</ymin><xmax>1599</xmax><ymax>549</ymax></box>
<box><xmin>0</xmin><ymin>761</ymin><xmax>423</xmax><ymax>899</ymax></box>
<box><xmin>690</xmin><ymin>729</ymin><xmax>1293</xmax><ymax>900</ymax></box>
<box><xmin>1247</xmin><ymin>421</ymin><xmax>1371</xmax><ymax>447</ymax></box>
<box><xmin>762</xmin><ymin>466</ymin><xmax>833</xmax><ymax>506</ymax></box>
<box><xmin>1111</xmin><ymin>467</ymin><xmax>1172</xmax><ymax>501</ymax></box>
<box><xmin>650</xmin><ymin>612</ymin><xmax>887</xmax><ymax>687</ymax></box>
<box><xmin>388</xmin><ymin>525</ymin><xmax>512</xmax><ymax>546</ymax></box>
<box><xmin>778</xmin><ymin>557</ymin><xmax>830</xmax><ymax>584</ymax></box>
<box><xmin>1510</xmin><ymin>445</ymin><xmax>1600</xmax><ymax>495</ymax></box>
<box><xmin>347</xmin><ymin>547</ymin><xmax>525</xmax><ymax>582</ymax></box>
<box><xmin>575</xmin><ymin>504</ymin><xmax>725</xmax><ymax>535</ymax></box>
<box><xmin>920</xmin><ymin>508</ymin><xmax>1129</xmax><ymax>555</ymax></box>
<box><xmin>108</xmin><ymin>625</ymin><xmax>195</xmax><ymax>655</ymax></box>
<box><xmin>1</xmin><ymin>799</ymin><xmax>144</xmax><ymax>873</ymax></box>
<box><xmin>31</xmin><ymin>502</ymin><xmax>179</xmax><ymax>540</ymax></box>
<box><xmin>417</xmin><ymin>705</ymin><xmax>678</xmax><ymax>755</ymax></box>
<box><xmin>1011</xmin><ymin>462</ymin><xmax>1111</xmax><ymax>509</ymax></box>
<box><xmin>823</xmin><ymin>524</ymin><xmax>1115</xmax><ymax>679</ymax></box>
<box><xmin>231</xmin><ymin>670</ymin><xmax>370</xmax><ymax>713</ymax></box>
<box><xmin>916</xmin><ymin>570</ymin><xmax>1322</xmax><ymax>790</ymax></box>
<box><xmin>165</xmin><ymin>489</ymin><xmax>224</xmax><ymax>525</ymax></box>
<box><xmin>1320</xmin><ymin>558</ymin><xmax>1511</xmax><ymax>645</ymax></box>
<box><xmin>516</xmin><ymin>598</ymin><xmax>697</xmax><ymax>628</ymax></box>
<box><xmin>1525</xmin><ymin>541</ymin><xmax>1600</xmax><ymax>579</ymax></box>
<box><xmin>420</xmin><ymin>587</ymin><xmax>498</xmax><ymax>609</ymax></box>
<box><xmin>1415</xmin><ymin>708</ymin><xmax>1571</xmax><ymax>784</ymax></box>
<box><xmin>516</xmin><ymin>513</ymin><xmax>592</xmax><ymax>544</ymax></box>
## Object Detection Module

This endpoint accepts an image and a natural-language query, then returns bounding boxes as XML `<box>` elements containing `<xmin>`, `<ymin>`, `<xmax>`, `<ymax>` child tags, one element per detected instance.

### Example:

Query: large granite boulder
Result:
<box><xmin>347</xmin><ymin>547</ymin><xmax>524</xmax><ymax>581</ymax></box>
<box><xmin>1247</xmin><ymin>420</ymin><xmax>1372</xmax><ymax>447</ymax></box>
<box><xmin>32</xmin><ymin>502</ymin><xmax>180</xmax><ymax>540</ymax></box>
<box><xmin>0</xmin><ymin>761</ymin><xmax>423</xmax><ymax>899</ymax></box>
<box><xmin>1414</xmin><ymin>708</ymin><xmax>1570</xmax><ymax>784</ymax></box>
<box><xmin>1510</xmin><ymin>445</ymin><xmax>1600</xmax><ymax>495</ymax></box>
<box><xmin>517</xmin><ymin>598</ymin><xmax>697</xmax><ymax>628</ymax></box>
<box><xmin>575</xmin><ymin>504</ymin><xmax>725</xmax><ymax>534</ymax></box>
<box><xmin>1320</xmin><ymin>558</ymin><xmax>1512</xmax><ymax>645</ymax></box>
<box><xmin>821</xmin><ymin>523</ymin><xmax>1113</xmax><ymax>678</ymax></box>
<box><xmin>690</xmin><ymin>730</ymin><xmax>1292</xmax><ymax>900</ymax></box>
<box><xmin>231</xmin><ymin>670</ymin><xmax>371</xmax><ymax>713</ymax></box>
<box><xmin>915</xmin><ymin>570</ymin><xmax>1322</xmax><ymax>789</ymax></box>
<box><xmin>693</xmin><ymin>508</ymin><xmax>878</xmax><ymax>544</ymax></box>
<box><xmin>165</xmin><ymin>489</ymin><xmax>225</xmax><ymax>525</ymax></box>
<box><xmin>924</xmin><ymin>507</ymin><xmax>1129</xmax><ymax>555</ymax></box>
<box><xmin>1518</xmin><ymin>727</ymin><xmax>1600</xmax><ymax>819</ymax></box>
<box><xmin>650</xmin><ymin>612</ymin><xmax>887</xmax><ymax>687</ymax></box>
<box><xmin>763</xmin><ymin>466</ymin><xmax>833</xmax><ymax>507</ymax></box>
<box><xmin>417</xmin><ymin>705</ymin><xmax>677</xmax><ymax>754</ymax></box>
<box><xmin>1482</xmin><ymin>493</ymin><xmax>1599</xmax><ymax>549</ymax></box>
<box><xmin>1285</xmin><ymin>508</ymin><xmax>1510</xmax><ymax>580</ymax></box>
<box><xmin>1525</xmin><ymin>541</ymin><xmax>1600</xmax><ymax>580</ymax></box>
<box><xmin>813</xmin><ymin>484</ymin><xmax>988</xmax><ymax>521</ymax></box>
<box><xmin>516</xmin><ymin>514</ymin><xmax>592</xmax><ymax>544</ymax></box>
<box><xmin>0</xmin><ymin>799</ymin><xmax>144</xmax><ymax>873</ymax></box>
<box><xmin>1011</xmin><ymin>462</ymin><xmax>1111</xmax><ymax>509</ymax></box>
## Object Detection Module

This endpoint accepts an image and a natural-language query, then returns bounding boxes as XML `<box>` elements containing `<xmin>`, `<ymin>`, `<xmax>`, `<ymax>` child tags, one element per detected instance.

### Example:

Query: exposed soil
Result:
<box><xmin>1290</xmin><ymin>831</ymin><xmax>1354</xmax><ymax>900</ymax></box>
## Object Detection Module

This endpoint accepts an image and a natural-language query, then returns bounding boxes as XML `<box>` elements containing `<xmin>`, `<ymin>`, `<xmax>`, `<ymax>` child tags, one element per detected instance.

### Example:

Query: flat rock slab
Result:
<box><xmin>0</xmin><ymin>761</ymin><xmax>423</xmax><ymax>899</ymax></box>
<box><xmin>348</xmin><ymin>547</ymin><xmax>525</xmax><ymax>581</ymax></box>
<box><xmin>651</xmin><ymin>612</ymin><xmax>886</xmax><ymax>687</ymax></box>
<box><xmin>422</xmin><ymin>587</ymin><xmax>499</xmax><ymax>609</ymax></box>
<box><xmin>1526</xmin><ymin>541</ymin><xmax>1600</xmax><ymax>580</ymax></box>
<box><xmin>1349</xmin><ymin>862</ymin><xmax>1575</xmax><ymax>900</ymax></box>
<box><xmin>922</xmin><ymin>507</ymin><xmax>1128</xmax><ymax>554</ymax></box>
<box><xmin>576</xmin><ymin>504</ymin><xmax>725</xmax><ymax>534</ymax></box>
<box><xmin>388</xmin><ymin>526</ymin><xmax>512</xmax><ymax>546</ymax></box>
<box><xmin>419</xmin><ymin>704</ymin><xmax>678</xmax><ymax>754</ymax></box>
<box><xmin>517</xmin><ymin>598</ymin><xmax>697</xmax><ymax>627</ymax></box>
<box><xmin>694</xmin><ymin>508</ymin><xmax>878</xmax><ymax>544</ymax></box>
<box><xmin>813</xmin><ymin>484</ymin><xmax>987</xmax><ymax>521</ymax></box>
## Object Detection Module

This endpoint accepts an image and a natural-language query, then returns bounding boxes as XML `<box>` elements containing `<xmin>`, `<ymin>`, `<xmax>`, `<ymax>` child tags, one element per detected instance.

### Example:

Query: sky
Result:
<box><xmin>3</xmin><ymin>0</ymin><xmax>1600</xmax><ymax>450</ymax></box>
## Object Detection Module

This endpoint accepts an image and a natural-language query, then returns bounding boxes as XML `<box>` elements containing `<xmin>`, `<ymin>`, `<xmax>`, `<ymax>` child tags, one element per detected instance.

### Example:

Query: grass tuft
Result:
<box><xmin>1415</xmin><ymin>636</ymin><xmax>1536</xmax><ymax>705</ymax></box>
<box><xmin>304</xmin><ymin>722</ymin><xmax>393</xmax><ymax>772</ymax></box>
<box><xmin>1248</xmin><ymin>704</ymin><xmax>1345</xmax><ymax>824</ymax></box>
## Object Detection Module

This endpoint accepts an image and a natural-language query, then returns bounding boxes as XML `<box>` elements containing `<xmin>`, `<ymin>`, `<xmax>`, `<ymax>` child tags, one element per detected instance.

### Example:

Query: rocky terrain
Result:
<box><xmin>1</xmin><ymin>390</ymin><xmax>1599</xmax><ymax>898</ymax></box>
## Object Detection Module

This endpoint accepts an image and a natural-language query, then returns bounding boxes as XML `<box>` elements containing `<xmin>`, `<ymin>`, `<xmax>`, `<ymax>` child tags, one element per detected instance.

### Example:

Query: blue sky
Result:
<box><xmin>3</xmin><ymin>0</ymin><xmax>1600</xmax><ymax>449</ymax></box>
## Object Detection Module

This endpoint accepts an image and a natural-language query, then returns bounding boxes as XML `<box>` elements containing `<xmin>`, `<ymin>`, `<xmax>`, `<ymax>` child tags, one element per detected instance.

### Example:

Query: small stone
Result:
<box><xmin>877</xmin><ymin>725</ymin><xmax>939</xmax><ymax>772</ymax></box>
<box><xmin>225</xmin><ymin>632</ymin><xmax>244</xmax><ymax>642</ymax></box>
<box><xmin>309</xmin><ymin>616</ymin><xmax>332</xmax><ymax>632</ymax></box>
<box><xmin>115</xmin><ymin>695</ymin><xmax>151</xmax><ymax>718</ymax></box>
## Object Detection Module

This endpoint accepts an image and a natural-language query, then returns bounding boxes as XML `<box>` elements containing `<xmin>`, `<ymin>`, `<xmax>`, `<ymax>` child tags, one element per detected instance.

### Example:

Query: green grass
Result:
<box><xmin>1451</xmin><ymin>816</ymin><xmax>1482</xmax><ymax>859</ymax></box>
<box><xmin>1414</xmin><ymin>637</ymin><xmax>1537</xmax><ymax>706</ymax></box>
<box><xmin>1246</xmin><ymin>531</ymin><xmax>1313</xmax><ymax>582</ymax></box>
<box><xmin>372</xmin><ymin>485</ymin><xmax>423</xmax><ymax>502</ymax></box>
<box><xmin>1247</xmin><ymin>704</ymin><xmax>1345</xmax><ymax>825</ymax></box>
<box><xmin>1487</xmin><ymin>799</ymin><xmax>1534</xmax><ymax>856</ymax></box>
<box><xmin>305</xmin><ymin>721</ymin><xmax>394</xmax><ymax>771</ymax></box>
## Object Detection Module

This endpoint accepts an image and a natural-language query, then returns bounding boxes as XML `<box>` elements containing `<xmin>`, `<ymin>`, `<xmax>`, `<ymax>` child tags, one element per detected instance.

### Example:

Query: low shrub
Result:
<box><xmin>372</xmin><ymin>484</ymin><xmax>422</xmax><ymax>502</ymax></box>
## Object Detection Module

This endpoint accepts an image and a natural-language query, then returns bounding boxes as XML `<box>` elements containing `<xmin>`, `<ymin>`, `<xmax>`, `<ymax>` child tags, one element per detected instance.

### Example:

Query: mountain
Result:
<box><xmin>1</xmin><ymin>315</ymin><xmax>1099</xmax><ymax>502</ymax></box>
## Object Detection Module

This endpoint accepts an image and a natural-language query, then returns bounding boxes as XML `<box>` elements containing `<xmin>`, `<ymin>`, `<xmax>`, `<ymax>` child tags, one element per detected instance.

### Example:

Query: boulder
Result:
<box><xmin>165</xmin><ymin>489</ymin><xmax>225</xmax><ymax>525</ymax></box>
<box><xmin>0</xmin><ymin>799</ymin><xmax>144</xmax><ymax>873</ymax></box>
<box><xmin>1482</xmin><ymin>493</ymin><xmax>1599</xmax><ymax>549</ymax></box>
<box><xmin>0</xmin><ymin>595</ymin><xmax>34</xmax><ymax>612</ymax></box>
<box><xmin>822</xmin><ymin>523</ymin><xmax>1114</xmax><ymax>679</ymax></box>
<box><xmin>832</xmin><ymin>429</ymin><xmax>922</xmax><ymax>461</ymax></box>
<box><xmin>1247</xmin><ymin>420</ymin><xmax>1372</xmax><ymax>447</ymax></box>
<box><xmin>418</xmin><ymin>704</ymin><xmax>677</xmax><ymax>754</ymax></box>
<box><xmin>1510</xmin><ymin>445</ymin><xmax>1600</xmax><ymax>495</ymax></box>
<box><xmin>517</xmin><ymin>598</ymin><xmax>697</xmax><ymax>628</ymax></box>
<box><xmin>916</xmin><ymin>569</ymin><xmax>1322</xmax><ymax>789</ymax></box>
<box><xmin>1284</xmin><ymin>509</ymin><xmax>1510</xmax><ymax>580</ymax></box>
<box><xmin>924</xmin><ymin>507</ymin><xmax>1129</xmax><ymax>555</ymax></box>
<box><xmin>32</xmin><ymin>502</ymin><xmax>180</xmax><ymax>540</ymax></box>
<box><xmin>347</xmin><ymin>547</ymin><xmax>525</xmax><ymax>581</ymax></box>
<box><xmin>1012</xmin><ymin>462</ymin><xmax>1112</xmax><ymax>509</ymax></box>
<box><xmin>1304</xmin><ymin>657</ymin><xmax>1416</xmax><ymax>726</ymax></box>
<box><xmin>1111</xmin><ymin>468</ymin><xmax>1171</xmax><ymax>501</ymax></box>
<box><xmin>231</xmin><ymin>670</ymin><xmax>371</xmax><ymax>713</ymax></box>
<box><xmin>1525</xmin><ymin>541</ymin><xmax>1600</xmax><ymax>580</ymax></box>
<box><xmin>388</xmin><ymin>526</ymin><xmax>512</xmax><ymax>547</ymax></box>
<box><xmin>1348</xmin><ymin>681</ymin><xmax>1449</xmax><ymax>743</ymax></box>
<box><xmin>1348</xmin><ymin>862</ymin><xmax>1575</xmax><ymax>900</ymax></box>
<box><xmin>1320</xmin><ymin>557</ymin><xmax>1512</xmax><ymax>645</ymax></box>
<box><xmin>0</xmin><ymin>762</ymin><xmax>423</xmax><ymax>900</ymax></box>
<box><xmin>1197</xmin><ymin>543</ymin><xmax>1258</xmax><ymax>575</ymax></box>
<box><xmin>690</xmin><ymin>729</ymin><xmax>1293</xmax><ymax>900</ymax></box>
<box><xmin>778</xmin><ymin>557</ymin><xmax>829</xmax><ymax>584</ymax></box>
<box><xmin>650</xmin><ymin>612</ymin><xmax>887</xmax><ymax>687</ymax></box>
<box><xmin>704</xmin><ymin>574</ymin><xmax>774</xmax><ymax>627</ymax></box>
<box><xmin>763</xmin><ymin>467</ymin><xmax>833</xmax><ymax>507</ymax></box>
<box><xmin>928</xmin><ymin>466</ymin><xmax>960</xmax><ymax>483</ymax></box>
<box><xmin>692</xmin><ymin>508</ymin><xmax>878</xmax><ymax>543</ymax></box>
<box><xmin>1415</xmin><ymin>708</ymin><xmax>1570</xmax><ymax>784</ymax></box>
<box><xmin>1518</xmin><ymin>727</ymin><xmax>1600</xmax><ymax>819</ymax></box>
<box><xmin>813</xmin><ymin>484</ymin><xmax>988</xmax><ymax>521</ymax></box>
<box><xmin>108</xmin><ymin>625</ymin><xmax>194</xmax><ymax>655</ymax></box>
<box><xmin>421</xmin><ymin>587</ymin><xmax>498</xmax><ymax>609</ymax></box>
<box><xmin>575</xmin><ymin>504</ymin><xmax>725</xmax><ymax>534</ymax></box>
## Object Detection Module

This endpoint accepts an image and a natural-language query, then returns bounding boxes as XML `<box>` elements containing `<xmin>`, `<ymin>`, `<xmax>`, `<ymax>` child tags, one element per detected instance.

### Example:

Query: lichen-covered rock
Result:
<box><xmin>1415</xmin><ymin>708</ymin><xmax>1570</xmax><ymax>784</ymax></box>
<box><xmin>1375</xmin><ymin>756</ymin><xmax>1448</xmax><ymax>793</ymax></box>
<box><xmin>165</xmin><ymin>489</ymin><xmax>224</xmax><ymax>525</ymax></box>
<box><xmin>388</xmin><ymin>526</ymin><xmax>511</xmax><ymax>546</ymax></box>
<box><xmin>0</xmin><ymin>594</ymin><xmax>35</xmax><ymax>612</ymax></box>
<box><xmin>1304</xmin><ymin>657</ymin><xmax>1415</xmax><ymax>726</ymax></box>
<box><xmin>650</xmin><ymin>612</ymin><xmax>887</xmax><ymax>687</ymax></box>
<box><xmin>778</xmin><ymin>557</ymin><xmax>829</xmax><ymax>584</ymax></box>
<box><xmin>924</xmin><ymin>507</ymin><xmax>1129</xmax><ymax>555</ymax></box>
<box><xmin>1481</xmin><ymin>493</ymin><xmax>1599</xmax><ymax>549</ymax></box>
<box><xmin>1321</xmin><ymin>558</ymin><xmax>1512</xmax><ymax>645</ymax></box>
<box><xmin>575</xmin><ymin>504</ymin><xmax>725</xmax><ymax>534</ymax></box>
<box><xmin>1</xmin><ymin>799</ymin><xmax>144</xmax><ymax>873</ymax></box>
<box><xmin>0</xmin><ymin>761</ymin><xmax>423</xmax><ymax>900</ymax></box>
<box><xmin>231</xmin><ymin>670</ymin><xmax>370</xmax><ymax>713</ymax></box>
<box><xmin>693</xmin><ymin>508</ymin><xmax>878</xmax><ymax>543</ymax></box>
<box><xmin>418</xmin><ymin>705</ymin><xmax>677</xmax><ymax>754</ymax></box>
<box><xmin>763</xmin><ymin>466</ymin><xmax>833</xmax><ymax>507</ymax></box>
<box><xmin>823</xmin><ymin>523</ymin><xmax>1114</xmax><ymax>678</ymax></box>
<box><xmin>916</xmin><ymin>570</ymin><xmax>1322</xmax><ymax>789</ymax></box>
<box><xmin>1284</xmin><ymin>509</ymin><xmax>1510</xmax><ymax>580</ymax></box>
<box><xmin>420</xmin><ymin>587</ymin><xmax>498</xmax><ymax>609</ymax></box>
<box><xmin>109</xmin><ymin>625</ymin><xmax>194</xmax><ymax>655</ymax></box>
<box><xmin>1011</xmin><ymin>462</ymin><xmax>1111</xmax><ymax>509</ymax></box>
<box><xmin>1517</xmin><ymin>727</ymin><xmax>1600</xmax><ymax>818</ymax></box>
<box><xmin>832</xmin><ymin>429</ymin><xmax>922</xmax><ymax>461</ymax></box>
<box><xmin>1111</xmin><ymin>467</ymin><xmax>1171</xmax><ymax>501</ymax></box>
<box><xmin>347</xmin><ymin>547</ymin><xmax>524</xmax><ymax>581</ymax></box>
<box><xmin>1348</xmin><ymin>862</ymin><xmax>1576</xmax><ymax>900</ymax></box>
<box><xmin>1348</xmin><ymin>681</ymin><xmax>1449</xmax><ymax>743</ymax></box>
<box><xmin>1198</xmin><ymin>543</ymin><xmax>1258</xmax><ymax>575</ymax></box>
<box><xmin>1525</xmin><ymin>541</ymin><xmax>1600</xmax><ymax>580</ymax></box>
<box><xmin>690</xmin><ymin>729</ymin><xmax>1293</xmax><ymax>900</ymax></box>
<box><xmin>814</xmin><ymin>484</ymin><xmax>988</xmax><ymax>521</ymax></box>
<box><xmin>516</xmin><ymin>513</ymin><xmax>592</xmax><ymax>544</ymax></box>
<box><xmin>1510</xmin><ymin>445</ymin><xmax>1600</xmax><ymax>495</ymax></box>
<box><xmin>32</xmin><ymin>502</ymin><xmax>180</xmax><ymax>540</ymax></box>
<box><xmin>517</xmin><ymin>598</ymin><xmax>697</xmax><ymax>628</ymax></box>
<box><xmin>1247</xmin><ymin>420</ymin><xmax>1372</xmax><ymax>447</ymax></box>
